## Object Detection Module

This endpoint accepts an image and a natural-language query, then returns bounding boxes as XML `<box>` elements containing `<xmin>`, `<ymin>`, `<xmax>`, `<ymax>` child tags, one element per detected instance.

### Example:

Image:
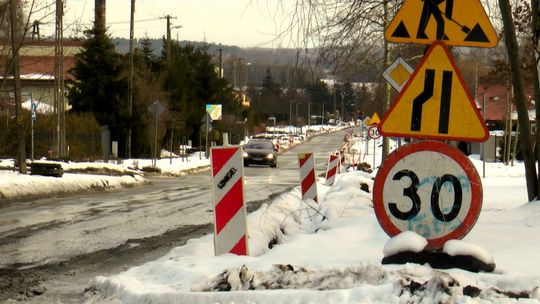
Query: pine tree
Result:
<box><xmin>140</xmin><ymin>36</ymin><xmax>159</xmax><ymax>72</ymax></box>
<box><xmin>163</xmin><ymin>43</ymin><xmax>239</xmax><ymax>146</ymax></box>
<box><xmin>261</xmin><ymin>68</ymin><xmax>280</xmax><ymax>96</ymax></box>
<box><xmin>68</xmin><ymin>23</ymin><xmax>129</xmax><ymax>156</ymax></box>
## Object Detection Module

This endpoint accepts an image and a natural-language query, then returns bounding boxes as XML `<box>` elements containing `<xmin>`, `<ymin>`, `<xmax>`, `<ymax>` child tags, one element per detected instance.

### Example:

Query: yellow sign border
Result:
<box><xmin>379</xmin><ymin>41</ymin><xmax>488</xmax><ymax>142</ymax></box>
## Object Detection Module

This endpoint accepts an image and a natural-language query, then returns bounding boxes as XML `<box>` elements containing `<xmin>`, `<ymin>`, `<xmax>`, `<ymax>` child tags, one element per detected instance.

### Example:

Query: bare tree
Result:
<box><xmin>1</xmin><ymin>1</ymin><xmax>55</xmax><ymax>172</ymax></box>
<box><xmin>499</xmin><ymin>0</ymin><xmax>537</xmax><ymax>201</ymax></box>
<box><xmin>532</xmin><ymin>0</ymin><xmax>540</xmax><ymax>199</ymax></box>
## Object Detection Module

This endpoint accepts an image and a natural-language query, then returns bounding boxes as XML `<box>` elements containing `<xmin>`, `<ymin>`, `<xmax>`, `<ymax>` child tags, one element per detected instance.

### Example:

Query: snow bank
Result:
<box><xmin>89</xmin><ymin>148</ymin><xmax>540</xmax><ymax>304</ymax></box>
<box><xmin>0</xmin><ymin>171</ymin><xmax>147</xmax><ymax>199</ymax></box>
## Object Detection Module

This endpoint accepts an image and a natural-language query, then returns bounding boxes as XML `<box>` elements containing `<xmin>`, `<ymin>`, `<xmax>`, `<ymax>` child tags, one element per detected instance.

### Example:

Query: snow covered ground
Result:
<box><xmin>0</xmin><ymin>123</ymin><xmax>346</xmax><ymax>199</ymax></box>
<box><xmin>87</xmin><ymin>137</ymin><xmax>540</xmax><ymax>304</ymax></box>
<box><xmin>0</xmin><ymin>153</ymin><xmax>210</xmax><ymax>199</ymax></box>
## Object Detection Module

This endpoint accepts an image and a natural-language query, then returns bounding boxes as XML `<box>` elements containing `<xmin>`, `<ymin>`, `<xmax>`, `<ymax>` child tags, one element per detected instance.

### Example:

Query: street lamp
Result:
<box><xmin>321</xmin><ymin>102</ymin><xmax>328</xmax><ymax>125</ymax></box>
<box><xmin>268</xmin><ymin>116</ymin><xmax>276</xmax><ymax>136</ymax></box>
<box><xmin>340</xmin><ymin>92</ymin><xmax>345</xmax><ymax>122</ymax></box>
<box><xmin>289</xmin><ymin>100</ymin><xmax>296</xmax><ymax>127</ymax></box>
<box><xmin>243</xmin><ymin>117</ymin><xmax>248</xmax><ymax>140</ymax></box>
<box><xmin>167</xmin><ymin>25</ymin><xmax>182</xmax><ymax>59</ymax></box>
<box><xmin>244</xmin><ymin>62</ymin><xmax>251</xmax><ymax>89</ymax></box>
<box><xmin>295</xmin><ymin>102</ymin><xmax>301</xmax><ymax>134</ymax></box>
<box><xmin>307</xmin><ymin>102</ymin><xmax>314</xmax><ymax>131</ymax></box>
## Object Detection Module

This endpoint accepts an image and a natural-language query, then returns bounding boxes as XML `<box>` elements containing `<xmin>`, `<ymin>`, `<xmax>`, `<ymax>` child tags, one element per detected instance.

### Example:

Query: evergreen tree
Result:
<box><xmin>261</xmin><ymin>68</ymin><xmax>280</xmax><ymax>96</ymax></box>
<box><xmin>163</xmin><ymin>43</ymin><xmax>240</xmax><ymax>146</ymax></box>
<box><xmin>306</xmin><ymin>81</ymin><xmax>331</xmax><ymax>106</ymax></box>
<box><xmin>140</xmin><ymin>36</ymin><xmax>159</xmax><ymax>72</ymax></box>
<box><xmin>67</xmin><ymin>24</ymin><xmax>129</xmax><ymax>156</ymax></box>
<box><xmin>251</xmin><ymin>68</ymin><xmax>286</xmax><ymax>121</ymax></box>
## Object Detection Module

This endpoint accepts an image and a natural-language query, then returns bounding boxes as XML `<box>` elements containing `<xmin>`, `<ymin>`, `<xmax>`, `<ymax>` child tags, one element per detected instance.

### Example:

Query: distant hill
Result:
<box><xmin>112</xmin><ymin>38</ymin><xmax>304</xmax><ymax>66</ymax></box>
<box><xmin>111</xmin><ymin>38</ymin><xmax>380</xmax><ymax>83</ymax></box>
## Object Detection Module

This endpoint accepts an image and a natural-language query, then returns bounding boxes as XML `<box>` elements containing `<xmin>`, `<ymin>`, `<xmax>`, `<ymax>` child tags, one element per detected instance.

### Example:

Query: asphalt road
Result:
<box><xmin>0</xmin><ymin>128</ymin><xmax>350</xmax><ymax>303</ymax></box>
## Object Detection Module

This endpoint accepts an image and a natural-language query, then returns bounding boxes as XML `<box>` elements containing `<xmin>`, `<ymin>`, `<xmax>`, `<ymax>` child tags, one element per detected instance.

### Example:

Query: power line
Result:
<box><xmin>107</xmin><ymin>17</ymin><xmax>161</xmax><ymax>25</ymax></box>
<box><xmin>140</xmin><ymin>0</ymin><xmax>164</xmax><ymax>18</ymax></box>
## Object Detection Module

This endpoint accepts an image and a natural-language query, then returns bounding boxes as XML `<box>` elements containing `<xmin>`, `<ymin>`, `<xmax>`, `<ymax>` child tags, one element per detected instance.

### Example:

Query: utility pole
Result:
<box><xmin>382</xmin><ymin>0</ymin><xmax>392</xmax><ymax>160</ymax></box>
<box><xmin>162</xmin><ymin>15</ymin><xmax>177</xmax><ymax>59</ymax></box>
<box><xmin>166</xmin><ymin>15</ymin><xmax>171</xmax><ymax>58</ymax></box>
<box><xmin>95</xmin><ymin>0</ymin><xmax>106</xmax><ymax>28</ymax></box>
<box><xmin>218</xmin><ymin>45</ymin><xmax>222</xmax><ymax>78</ymax></box>
<box><xmin>9</xmin><ymin>0</ymin><xmax>26</xmax><ymax>173</ymax></box>
<box><xmin>333</xmin><ymin>79</ymin><xmax>336</xmax><ymax>119</ymax></box>
<box><xmin>127</xmin><ymin>0</ymin><xmax>135</xmax><ymax>158</ymax></box>
<box><xmin>55</xmin><ymin>0</ymin><xmax>65</xmax><ymax>157</ymax></box>
<box><xmin>31</xmin><ymin>20</ymin><xmax>40</xmax><ymax>40</ymax></box>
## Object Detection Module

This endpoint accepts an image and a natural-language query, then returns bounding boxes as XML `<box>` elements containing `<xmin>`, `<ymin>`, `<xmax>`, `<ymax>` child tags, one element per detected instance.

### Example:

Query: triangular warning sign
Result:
<box><xmin>385</xmin><ymin>0</ymin><xmax>497</xmax><ymax>48</ymax></box>
<box><xmin>368</xmin><ymin>112</ymin><xmax>381</xmax><ymax>125</ymax></box>
<box><xmin>379</xmin><ymin>41</ymin><xmax>488</xmax><ymax>142</ymax></box>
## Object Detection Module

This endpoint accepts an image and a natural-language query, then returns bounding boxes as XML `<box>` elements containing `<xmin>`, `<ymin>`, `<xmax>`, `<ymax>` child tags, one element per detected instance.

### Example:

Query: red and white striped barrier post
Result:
<box><xmin>338</xmin><ymin>149</ymin><xmax>345</xmax><ymax>174</ymax></box>
<box><xmin>325</xmin><ymin>153</ymin><xmax>339</xmax><ymax>186</ymax></box>
<box><xmin>351</xmin><ymin>151</ymin><xmax>356</xmax><ymax>170</ymax></box>
<box><xmin>298</xmin><ymin>152</ymin><xmax>318</xmax><ymax>203</ymax></box>
<box><xmin>211</xmin><ymin>146</ymin><xmax>249</xmax><ymax>256</ymax></box>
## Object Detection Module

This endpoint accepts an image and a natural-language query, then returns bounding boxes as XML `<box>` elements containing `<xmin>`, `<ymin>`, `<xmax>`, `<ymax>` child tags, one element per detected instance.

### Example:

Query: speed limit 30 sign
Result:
<box><xmin>368</xmin><ymin>126</ymin><xmax>381</xmax><ymax>140</ymax></box>
<box><xmin>373</xmin><ymin>141</ymin><xmax>482</xmax><ymax>249</ymax></box>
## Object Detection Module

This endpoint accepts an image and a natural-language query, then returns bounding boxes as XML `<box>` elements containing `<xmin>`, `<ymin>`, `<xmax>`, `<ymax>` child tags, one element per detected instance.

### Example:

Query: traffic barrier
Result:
<box><xmin>298</xmin><ymin>152</ymin><xmax>318</xmax><ymax>203</ymax></box>
<box><xmin>325</xmin><ymin>153</ymin><xmax>339</xmax><ymax>186</ymax></box>
<box><xmin>339</xmin><ymin>149</ymin><xmax>346</xmax><ymax>173</ymax></box>
<box><xmin>211</xmin><ymin>146</ymin><xmax>249</xmax><ymax>256</ymax></box>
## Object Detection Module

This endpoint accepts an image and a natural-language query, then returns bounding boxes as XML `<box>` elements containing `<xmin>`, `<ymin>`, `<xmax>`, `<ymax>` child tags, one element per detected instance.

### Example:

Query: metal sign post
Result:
<box><xmin>205</xmin><ymin>113</ymin><xmax>209</xmax><ymax>158</ymax></box>
<box><xmin>368</xmin><ymin>125</ymin><xmax>381</xmax><ymax>169</ymax></box>
<box><xmin>147</xmin><ymin>100</ymin><xmax>164</xmax><ymax>168</ymax></box>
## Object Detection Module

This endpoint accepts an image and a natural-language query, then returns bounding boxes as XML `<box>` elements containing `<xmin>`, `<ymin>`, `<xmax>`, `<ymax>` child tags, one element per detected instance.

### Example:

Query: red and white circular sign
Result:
<box><xmin>373</xmin><ymin>141</ymin><xmax>482</xmax><ymax>249</ymax></box>
<box><xmin>368</xmin><ymin>126</ymin><xmax>381</xmax><ymax>139</ymax></box>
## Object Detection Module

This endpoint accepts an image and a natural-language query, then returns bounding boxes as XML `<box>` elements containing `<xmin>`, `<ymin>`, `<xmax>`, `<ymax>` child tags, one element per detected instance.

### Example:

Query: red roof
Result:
<box><xmin>19</xmin><ymin>56</ymin><xmax>76</xmax><ymax>80</ymax></box>
<box><xmin>476</xmin><ymin>84</ymin><xmax>534</xmax><ymax>121</ymax></box>
<box><xmin>0</xmin><ymin>39</ymin><xmax>82</xmax><ymax>81</ymax></box>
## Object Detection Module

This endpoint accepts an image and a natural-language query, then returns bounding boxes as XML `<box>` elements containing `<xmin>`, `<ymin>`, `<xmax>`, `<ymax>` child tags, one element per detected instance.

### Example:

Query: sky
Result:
<box><xmin>2</xmin><ymin>126</ymin><xmax>539</xmax><ymax>303</ymax></box>
<box><xmin>40</xmin><ymin>0</ymin><xmax>294</xmax><ymax>48</ymax></box>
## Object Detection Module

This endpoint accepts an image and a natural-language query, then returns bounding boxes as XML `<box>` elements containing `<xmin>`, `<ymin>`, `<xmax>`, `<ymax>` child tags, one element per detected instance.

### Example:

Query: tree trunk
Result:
<box><xmin>9</xmin><ymin>0</ymin><xmax>26</xmax><ymax>174</ymax></box>
<box><xmin>531</xmin><ymin>0</ymin><xmax>540</xmax><ymax>199</ymax></box>
<box><xmin>499</xmin><ymin>0</ymin><xmax>537</xmax><ymax>201</ymax></box>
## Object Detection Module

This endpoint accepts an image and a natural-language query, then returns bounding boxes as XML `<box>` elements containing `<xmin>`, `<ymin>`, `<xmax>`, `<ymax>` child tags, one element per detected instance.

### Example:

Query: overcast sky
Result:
<box><xmin>38</xmin><ymin>0</ymin><xmax>294</xmax><ymax>48</ymax></box>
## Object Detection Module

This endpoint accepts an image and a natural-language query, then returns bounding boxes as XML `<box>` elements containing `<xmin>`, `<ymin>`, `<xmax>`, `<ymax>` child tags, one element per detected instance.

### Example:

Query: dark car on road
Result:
<box><xmin>243</xmin><ymin>139</ymin><xmax>277</xmax><ymax>167</ymax></box>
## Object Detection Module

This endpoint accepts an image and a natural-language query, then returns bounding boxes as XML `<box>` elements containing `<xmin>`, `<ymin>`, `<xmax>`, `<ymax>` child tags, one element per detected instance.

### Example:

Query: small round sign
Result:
<box><xmin>373</xmin><ymin>141</ymin><xmax>482</xmax><ymax>249</ymax></box>
<box><xmin>368</xmin><ymin>126</ymin><xmax>381</xmax><ymax>139</ymax></box>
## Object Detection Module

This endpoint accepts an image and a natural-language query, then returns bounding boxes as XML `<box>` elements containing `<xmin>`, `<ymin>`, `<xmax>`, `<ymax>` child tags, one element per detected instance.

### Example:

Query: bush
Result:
<box><xmin>0</xmin><ymin>110</ymin><xmax>102</xmax><ymax>160</ymax></box>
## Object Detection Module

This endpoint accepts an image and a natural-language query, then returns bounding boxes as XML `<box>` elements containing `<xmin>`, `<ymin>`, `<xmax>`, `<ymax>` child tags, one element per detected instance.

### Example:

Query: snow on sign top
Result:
<box><xmin>385</xmin><ymin>0</ymin><xmax>497</xmax><ymax>48</ymax></box>
<box><xmin>379</xmin><ymin>41</ymin><xmax>488</xmax><ymax>142</ymax></box>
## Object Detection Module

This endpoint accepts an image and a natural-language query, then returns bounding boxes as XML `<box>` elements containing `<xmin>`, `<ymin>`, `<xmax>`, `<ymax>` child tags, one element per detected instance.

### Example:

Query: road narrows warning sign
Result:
<box><xmin>379</xmin><ymin>41</ymin><xmax>488</xmax><ymax>142</ymax></box>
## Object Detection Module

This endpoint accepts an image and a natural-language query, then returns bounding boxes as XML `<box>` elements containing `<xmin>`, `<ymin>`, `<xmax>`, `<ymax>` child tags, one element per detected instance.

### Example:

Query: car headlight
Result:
<box><xmin>243</xmin><ymin>152</ymin><xmax>248</xmax><ymax>158</ymax></box>
<box><xmin>266</xmin><ymin>154</ymin><xmax>274</xmax><ymax>159</ymax></box>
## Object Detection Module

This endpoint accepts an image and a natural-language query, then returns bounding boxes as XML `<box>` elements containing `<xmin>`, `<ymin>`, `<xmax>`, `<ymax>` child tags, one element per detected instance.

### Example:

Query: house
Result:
<box><xmin>0</xmin><ymin>39</ymin><xmax>82</xmax><ymax>116</ymax></box>
<box><xmin>476</xmin><ymin>83</ymin><xmax>535</xmax><ymax>131</ymax></box>
<box><xmin>466</xmin><ymin>83</ymin><xmax>536</xmax><ymax>161</ymax></box>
